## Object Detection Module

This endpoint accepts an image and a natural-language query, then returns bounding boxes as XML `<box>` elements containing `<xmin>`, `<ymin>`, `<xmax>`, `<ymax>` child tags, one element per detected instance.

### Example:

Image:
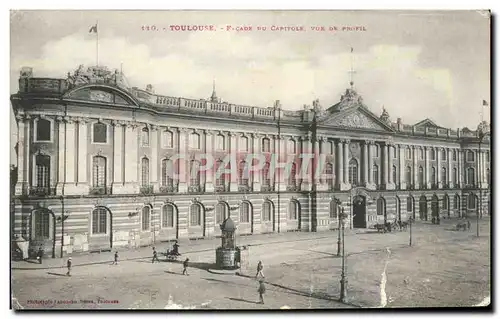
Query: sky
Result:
<box><xmin>9</xmin><ymin>10</ymin><xmax>491</xmax><ymax>164</ymax></box>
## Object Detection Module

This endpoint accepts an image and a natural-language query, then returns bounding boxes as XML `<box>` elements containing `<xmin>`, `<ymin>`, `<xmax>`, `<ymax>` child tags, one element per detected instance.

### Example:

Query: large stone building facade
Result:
<box><xmin>11</xmin><ymin>65</ymin><xmax>491</xmax><ymax>258</ymax></box>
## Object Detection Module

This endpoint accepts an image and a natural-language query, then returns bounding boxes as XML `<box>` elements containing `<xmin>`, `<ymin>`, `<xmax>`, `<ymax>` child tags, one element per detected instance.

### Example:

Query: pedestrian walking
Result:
<box><xmin>152</xmin><ymin>247</ymin><xmax>160</xmax><ymax>263</ymax></box>
<box><xmin>37</xmin><ymin>246</ymin><xmax>44</xmax><ymax>264</ymax></box>
<box><xmin>467</xmin><ymin>220</ymin><xmax>471</xmax><ymax>231</ymax></box>
<box><xmin>66</xmin><ymin>257</ymin><xmax>72</xmax><ymax>276</ymax></box>
<box><xmin>255</xmin><ymin>260</ymin><xmax>264</xmax><ymax>278</ymax></box>
<box><xmin>258</xmin><ymin>279</ymin><xmax>266</xmax><ymax>304</ymax></box>
<box><xmin>112</xmin><ymin>251</ymin><xmax>119</xmax><ymax>265</ymax></box>
<box><xmin>182</xmin><ymin>258</ymin><xmax>189</xmax><ymax>275</ymax></box>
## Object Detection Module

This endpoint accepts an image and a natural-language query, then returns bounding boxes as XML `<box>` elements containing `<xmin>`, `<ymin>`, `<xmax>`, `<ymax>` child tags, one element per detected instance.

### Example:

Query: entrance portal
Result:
<box><xmin>352</xmin><ymin>195</ymin><xmax>367</xmax><ymax>228</ymax></box>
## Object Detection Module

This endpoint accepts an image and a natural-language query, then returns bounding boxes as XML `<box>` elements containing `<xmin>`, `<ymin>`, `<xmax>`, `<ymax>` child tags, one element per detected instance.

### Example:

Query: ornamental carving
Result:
<box><xmin>66</xmin><ymin>65</ymin><xmax>128</xmax><ymax>89</ymax></box>
<box><xmin>90</xmin><ymin>90</ymin><xmax>113</xmax><ymax>103</ymax></box>
<box><xmin>336</xmin><ymin>88</ymin><xmax>364</xmax><ymax>111</ymax></box>
<box><xmin>336</xmin><ymin>112</ymin><xmax>385</xmax><ymax>131</ymax></box>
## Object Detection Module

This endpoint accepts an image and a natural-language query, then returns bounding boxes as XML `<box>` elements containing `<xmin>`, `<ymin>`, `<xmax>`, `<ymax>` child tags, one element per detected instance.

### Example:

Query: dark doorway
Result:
<box><xmin>419</xmin><ymin>195</ymin><xmax>427</xmax><ymax>221</ymax></box>
<box><xmin>431</xmin><ymin>195</ymin><xmax>439</xmax><ymax>218</ymax></box>
<box><xmin>352</xmin><ymin>195</ymin><xmax>367</xmax><ymax>228</ymax></box>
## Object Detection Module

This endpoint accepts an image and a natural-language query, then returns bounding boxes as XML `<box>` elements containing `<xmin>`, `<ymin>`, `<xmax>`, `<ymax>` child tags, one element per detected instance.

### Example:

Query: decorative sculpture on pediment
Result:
<box><xmin>312</xmin><ymin>99</ymin><xmax>327</xmax><ymax>119</ymax></box>
<box><xmin>66</xmin><ymin>65</ymin><xmax>127</xmax><ymax>89</ymax></box>
<box><xmin>379</xmin><ymin>107</ymin><xmax>391</xmax><ymax>126</ymax></box>
<box><xmin>337</xmin><ymin>112</ymin><xmax>382</xmax><ymax>130</ymax></box>
<box><xmin>337</xmin><ymin>88</ymin><xmax>364</xmax><ymax>111</ymax></box>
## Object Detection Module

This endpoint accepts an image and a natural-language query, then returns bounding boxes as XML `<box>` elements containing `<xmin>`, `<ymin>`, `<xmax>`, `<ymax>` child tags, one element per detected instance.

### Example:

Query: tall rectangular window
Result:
<box><xmin>92</xmin><ymin>208</ymin><xmax>107</xmax><ymax>234</ymax></box>
<box><xmin>35</xmin><ymin>155</ymin><xmax>50</xmax><ymax>188</ymax></box>
<box><xmin>141</xmin><ymin>157</ymin><xmax>150</xmax><ymax>186</ymax></box>
<box><xmin>36</xmin><ymin>119</ymin><xmax>51</xmax><ymax>141</ymax></box>
<box><xmin>92</xmin><ymin>156</ymin><xmax>106</xmax><ymax>187</ymax></box>
<box><xmin>93</xmin><ymin>123</ymin><xmax>107</xmax><ymax>143</ymax></box>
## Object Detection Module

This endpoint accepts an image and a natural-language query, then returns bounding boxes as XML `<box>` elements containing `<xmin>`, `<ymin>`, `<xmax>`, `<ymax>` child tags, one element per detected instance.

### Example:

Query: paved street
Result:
<box><xmin>11</xmin><ymin>218</ymin><xmax>491</xmax><ymax>309</ymax></box>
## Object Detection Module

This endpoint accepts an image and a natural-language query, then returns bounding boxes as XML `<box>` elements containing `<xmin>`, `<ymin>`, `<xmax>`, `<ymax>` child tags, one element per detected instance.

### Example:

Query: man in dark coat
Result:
<box><xmin>112</xmin><ymin>251</ymin><xmax>119</xmax><ymax>265</ymax></box>
<box><xmin>258</xmin><ymin>279</ymin><xmax>266</xmax><ymax>304</ymax></box>
<box><xmin>182</xmin><ymin>258</ymin><xmax>189</xmax><ymax>275</ymax></box>
<box><xmin>66</xmin><ymin>257</ymin><xmax>72</xmax><ymax>276</ymax></box>
<box><xmin>37</xmin><ymin>246</ymin><xmax>44</xmax><ymax>264</ymax></box>
<box><xmin>255</xmin><ymin>261</ymin><xmax>264</xmax><ymax>278</ymax></box>
<box><xmin>152</xmin><ymin>247</ymin><xmax>160</xmax><ymax>263</ymax></box>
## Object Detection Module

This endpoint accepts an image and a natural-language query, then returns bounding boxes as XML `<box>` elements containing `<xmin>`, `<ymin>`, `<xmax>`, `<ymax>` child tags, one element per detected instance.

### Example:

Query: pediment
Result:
<box><xmin>63</xmin><ymin>84</ymin><xmax>138</xmax><ymax>107</ymax></box>
<box><xmin>414</xmin><ymin>118</ymin><xmax>441</xmax><ymax>129</ymax></box>
<box><xmin>319</xmin><ymin>108</ymin><xmax>394</xmax><ymax>132</ymax></box>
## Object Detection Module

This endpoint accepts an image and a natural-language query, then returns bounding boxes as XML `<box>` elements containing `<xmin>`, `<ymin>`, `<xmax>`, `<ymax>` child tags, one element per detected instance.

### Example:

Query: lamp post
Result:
<box><xmin>335</xmin><ymin>198</ymin><xmax>342</xmax><ymax>257</ymax></box>
<box><xmin>409</xmin><ymin>216</ymin><xmax>413</xmax><ymax>247</ymax></box>
<box><xmin>477</xmin><ymin>121</ymin><xmax>490</xmax><ymax>237</ymax></box>
<box><xmin>339</xmin><ymin>208</ymin><xmax>348</xmax><ymax>303</ymax></box>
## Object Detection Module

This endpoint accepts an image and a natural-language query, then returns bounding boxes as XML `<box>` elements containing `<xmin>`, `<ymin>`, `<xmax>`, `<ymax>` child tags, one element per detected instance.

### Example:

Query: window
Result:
<box><xmin>216</xmin><ymin>203</ymin><xmax>227</xmax><ymax>224</ymax></box>
<box><xmin>162</xmin><ymin>204</ymin><xmax>174</xmax><ymax>228</ymax></box>
<box><xmin>405</xmin><ymin>147</ymin><xmax>412</xmax><ymax>159</ymax></box>
<box><xmin>407</xmin><ymin>196</ymin><xmax>414</xmax><ymax>212</ymax></box>
<box><xmin>418</xmin><ymin>166</ymin><xmax>424</xmax><ymax>185</ymax></box>
<box><xmin>466</xmin><ymin>168</ymin><xmax>475</xmax><ymax>185</ymax></box>
<box><xmin>441</xmin><ymin>167</ymin><xmax>447</xmax><ymax>184</ymax></box>
<box><xmin>35</xmin><ymin>154</ymin><xmax>50</xmax><ymax>188</ymax></box>
<box><xmin>487</xmin><ymin>168</ymin><xmax>490</xmax><ymax>184</ymax></box>
<box><xmin>141</xmin><ymin>127</ymin><xmax>149</xmax><ymax>146</ymax></box>
<box><xmin>405</xmin><ymin>166</ymin><xmax>412</xmax><ymax>184</ymax></box>
<box><xmin>329</xmin><ymin>142</ymin><xmax>334</xmax><ymax>154</ymax></box>
<box><xmin>141</xmin><ymin>206</ymin><xmax>150</xmax><ymax>231</ymax></box>
<box><xmin>393</xmin><ymin>147</ymin><xmax>397</xmax><ymax>159</ymax></box>
<box><xmin>430</xmin><ymin>148</ymin><xmax>436</xmax><ymax>160</ymax></box>
<box><xmin>452</xmin><ymin>168</ymin><xmax>458</xmax><ymax>186</ymax></box>
<box><xmin>36</xmin><ymin>118</ymin><xmax>51</xmax><ymax>141</ymax></box>
<box><xmin>262</xmin><ymin>138</ymin><xmax>270</xmax><ymax>152</ymax></box>
<box><xmin>33</xmin><ymin>211</ymin><xmax>50</xmax><ymax>239</ymax></box>
<box><xmin>239</xmin><ymin>136</ymin><xmax>248</xmax><ymax>152</ymax></box>
<box><xmin>373</xmin><ymin>165</ymin><xmax>379</xmax><ymax>185</ymax></box>
<box><xmin>431</xmin><ymin>167</ymin><xmax>436</xmax><ymax>184</ymax></box>
<box><xmin>454</xmin><ymin>195</ymin><xmax>459</xmax><ymax>209</ymax></box>
<box><xmin>190</xmin><ymin>204</ymin><xmax>201</xmax><ymax>226</ymax></box>
<box><xmin>262</xmin><ymin>162</ymin><xmax>270</xmax><ymax>187</ymax></box>
<box><xmin>161</xmin><ymin>159</ymin><xmax>174</xmax><ymax>187</ymax></box>
<box><xmin>467</xmin><ymin>150</ymin><xmax>475</xmax><ymax>162</ymax></box>
<box><xmin>262</xmin><ymin>201</ymin><xmax>272</xmax><ymax>221</ymax></box>
<box><xmin>442</xmin><ymin>149</ymin><xmax>447</xmax><ymax>161</ymax></box>
<box><xmin>349</xmin><ymin>159</ymin><xmax>358</xmax><ymax>185</ymax></box>
<box><xmin>238</xmin><ymin>161</ymin><xmax>248</xmax><ymax>186</ymax></box>
<box><xmin>215</xmin><ymin>160</ymin><xmax>225</xmax><ymax>187</ymax></box>
<box><xmin>330</xmin><ymin>200</ymin><xmax>338</xmax><ymax>218</ymax></box>
<box><xmin>419</xmin><ymin>148</ymin><xmax>424</xmax><ymax>160</ymax></box>
<box><xmin>163</xmin><ymin>130</ymin><xmax>173</xmax><ymax>148</ymax></box>
<box><xmin>240</xmin><ymin>202</ymin><xmax>250</xmax><ymax>223</ymax></box>
<box><xmin>288</xmin><ymin>140</ymin><xmax>296</xmax><ymax>153</ymax></box>
<box><xmin>374</xmin><ymin>145</ymin><xmax>380</xmax><ymax>157</ymax></box>
<box><xmin>92</xmin><ymin>156</ymin><xmax>106</xmax><ymax>188</ymax></box>
<box><xmin>189</xmin><ymin>133</ymin><xmax>200</xmax><ymax>149</ymax></box>
<box><xmin>93</xmin><ymin>122</ymin><xmax>107</xmax><ymax>143</ymax></box>
<box><xmin>92</xmin><ymin>207</ymin><xmax>107</xmax><ymax>234</ymax></box>
<box><xmin>443</xmin><ymin>195</ymin><xmax>449</xmax><ymax>210</ymax></box>
<box><xmin>392</xmin><ymin>165</ymin><xmax>397</xmax><ymax>184</ymax></box>
<box><xmin>289</xmin><ymin>163</ymin><xmax>297</xmax><ymax>186</ymax></box>
<box><xmin>216</xmin><ymin>134</ymin><xmax>225</xmax><ymax>151</ymax></box>
<box><xmin>377</xmin><ymin>198</ymin><xmax>385</xmax><ymax>216</ymax></box>
<box><xmin>467</xmin><ymin>193</ymin><xmax>476</xmax><ymax>209</ymax></box>
<box><xmin>325</xmin><ymin>163</ymin><xmax>334</xmax><ymax>187</ymax></box>
<box><xmin>190</xmin><ymin>160</ymin><xmax>201</xmax><ymax>186</ymax></box>
<box><xmin>289</xmin><ymin>201</ymin><xmax>298</xmax><ymax>220</ymax></box>
<box><xmin>141</xmin><ymin>157</ymin><xmax>150</xmax><ymax>186</ymax></box>
<box><xmin>453</xmin><ymin>150</ymin><xmax>457</xmax><ymax>161</ymax></box>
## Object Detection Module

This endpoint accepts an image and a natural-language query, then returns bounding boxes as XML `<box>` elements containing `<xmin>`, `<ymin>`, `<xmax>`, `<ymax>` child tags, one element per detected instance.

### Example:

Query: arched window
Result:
<box><xmin>141</xmin><ymin>157</ymin><xmax>150</xmax><ymax>186</ymax></box>
<box><xmin>216</xmin><ymin>202</ymin><xmax>228</xmax><ymax>224</ymax></box>
<box><xmin>262</xmin><ymin>138</ymin><xmax>270</xmax><ymax>152</ymax></box>
<box><xmin>161</xmin><ymin>159</ymin><xmax>174</xmax><ymax>187</ymax></box>
<box><xmin>407</xmin><ymin>196</ymin><xmax>414</xmax><ymax>212</ymax></box>
<box><xmin>162</xmin><ymin>204</ymin><xmax>175</xmax><ymax>228</ymax></box>
<box><xmin>92</xmin><ymin>207</ymin><xmax>108</xmax><ymax>234</ymax></box>
<box><xmin>419</xmin><ymin>148</ymin><xmax>424</xmax><ymax>160</ymax></box>
<box><xmin>288</xmin><ymin>140</ymin><xmax>296</xmax><ymax>153</ymax></box>
<box><xmin>189</xmin><ymin>133</ymin><xmax>200</xmax><ymax>149</ymax></box>
<box><xmin>392</xmin><ymin>146</ymin><xmax>397</xmax><ymax>159</ymax></box>
<box><xmin>141</xmin><ymin>206</ymin><xmax>151</xmax><ymax>231</ymax></box>
<box><xmin>325</xmin><ymin>163</ymin><xmax>334</xmax><ymax>187</ymax></box>
<box><xmin>190</xmin><ymin>203</ymin><xmax>202</xmax><ymax>226</ymax></box>
<box><xmin>467</xmin><ymin>150</ymin><xmax>475</xmax><ymax>162</ymax></box>
<box><xmin>454</xmin><ymin>195</ymin><xmax>460</xmax><ymax>209</ymax></box>
<box><xmin>36</xmin><ymin>118</ymin><xmax>51</xmax><ymax>141</ymax></box>
<box><xmin>239</xmin><ymin>136</ymin><xmax>248</xmax><ymax>152</ymax></box>
<box><xmin>443</xmin><ymin>195</ymin><xmax>449</xmax><ymax>210</ymax></box>
<box><xmin>190</xmin><ymin>160</ymin><xmax>200</xmax><ymax>186</ymax></box>
<box><xmin>453</xmin><ymin>150</ymin><xmax>457</xmax><ymax>161</ymax></box>
<box><xmin>239</xmin><ymin>161</ymin><xmax>248</xmax><ymax>186</ymax></box>
<box><xmin>163</xmin><ymin>130</ymin><xmax>173</xmax><ymax>148</ymax></box>
<box><xmin>262</xmin><ymin>162</ymin><xmax>270</xmax><ymax>187</ymax></box>
<box><xmin>431</xmin><ymin>148</ymin><xmax>436</xmax><ymax>160</ymax></box>
<box><xmin>466</xmin><ymin>168</ymin><xmax>475</xmax><ymax>186</ymax></box>
<box><xmin>377</xmin><ymin>197</ymin><xmax>385</xmax><ymax>216</ymax></box>
<box><xmin>349</xmin><ymin>159</ymin><xmax>358</xmax><ymax>185</ymax></box>
<box><xmin>452</xmin><ymin>168</ymin><xmax>458</xmax><ymax>186</ymax></box>
<box><xmin>262</xmin><ymin>201</ymin><xmax>272</xmax><ymax>221</ymax></box>
<box><xmin>442</xmin><ymin>149</ymin><xmax>447</xmax><ymax>160</ymax></box>
<box><xmin>441</xmin><ymin>167</ymin><xmax>447</xmax><ymax>185</ymax></box>
<box><xmin>215</xmin><ymin>160</ymin><xmax>225</xmax><ymax>187</ymax></box>
<box><xmin>405</xmin><ymin>147</ymin><xmax>412</xmax><ymax>159</ymax></box>
<box><xmin>216</xmin><ymin>134</ymin><xmax>225</xmax><ymax>150</ymax></box>
<box><xmin>467</xmin><ymin>193</ymin><xmax>476</xmax><ymax>209</ymax></box>
<box><xmin>240</xmin><ymin>202</ymin><xmax>251</xmax><ymax>223</ymax></box>
<box><xmin>92</xmin><ymin>156</ymin><xmax>106</xmax><ymax>188</ymax></box>
<box><xmin>289</xmin><ymin>163</ymin><xmax>297</xmax><ymax>186</ymax></box>
<box><xmin>431</xmin><ymin>167</ymin><xmax>436</xmax><ymax>184</ymax></box>
<box><xmin>406</xmin><ymin>166</ymin><xmax>412</xmax><ymax>184</ymax></box>
<box><xmin>392</xmin><ymin>165</ymin><xmax>397</xmax><ymax>184</ymax></box>
<box><xmin>93</xmin><ymin>122</ymin><xmax>107</xmax><ymax>143</ymax></box>
<box><xmin>141</xmin><ymin>127</ymin><xmax>149</xmax><ymax>146</ymax></box>
<box><xmin>35</xmin><ymin>154</ymin><xmax>50</xmax><ymax>188</ymax></box>
<box><xmin>289</xmin><ymin>201</ymin><xmax>298</xmax><ymax>220</ymax></box>
<box><xmin>373</xmin><ymin>165</ymin><xmax>379</xmax><ymax>185</ymax></box>
<box><xmin>33</xmin><ymin>210</ymin><xmax>51</xmax><ymax>239</ymax></box>
<box><xmin>418</xmin><ymin>166</ymin><xmax>424</xmax><ymax>185</ymax></box>
<box><xmin>374</xmin><ymin>145</ymin><xmax>380</xmax><ymax>157</ymax></box>
<box><xmin>330</xmin><ymin>200</ymin><xmax>338</xmax><ymax>219</ymax></box>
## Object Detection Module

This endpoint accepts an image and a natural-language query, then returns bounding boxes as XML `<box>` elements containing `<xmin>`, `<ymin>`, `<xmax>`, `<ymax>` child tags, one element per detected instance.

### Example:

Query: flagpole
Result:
<box><xmin>96</xmin><ymin>20</ymin><xmax>99</xmax><ymax>67</ymax></box>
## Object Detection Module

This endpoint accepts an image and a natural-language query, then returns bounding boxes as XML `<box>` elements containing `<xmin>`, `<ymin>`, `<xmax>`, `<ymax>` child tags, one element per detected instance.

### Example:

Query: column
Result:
<box><xmin>300</xmin><ymin>133</ymin><xmax>313</xmax><ymax>192</ymax></box>
<box><xmin>14</xmin><ymin>114</ymin><xmax>29</xmax><ymax>195</ymax></box>
<box><xmin>76</xmin><ymin>118</ymin><xmax>89</xmax><ymax>194</ymax></box>
<box><xmin>336</xmin><ymin>140</ymin><xmax>343</xmax><ymax>188</ymax></box>
<box><xmin>458</xmin><ymin>149</ymin><xmax>464</xmax><ymax>187</ymax></box>
<box><xmin>448</xmin><ymin>148</ymin><xmax>453</xmax><ymax>186</ymax></box>
<box><xmin>383</xmin><ymin>144</ymin><xmax>389</xmax><ymax>186</ymax></box>
<box><xmin>123</xmin><ymin>122</ymin><xmax>139</xmax><ymax>193</ymax></box>
<box><xmin>367</xmin><ymin>141</ymin><xmax>373</xmax><ymax>186</ymax></box>
<box><xmin>363</xmin><ymin>142</ymin><xmax>369</xmax><ymax>186</ymax></box>
<box><xmin>425</xmin><ymin>146</ymin><xmax>430</xmax><ymax>188</ymax></box>
<box><xmin>316</xmin><ymin>136</ymin><xmax>328</xmax><ymax>191</ymax></box>
<box><xmin>412</xmin><ymin>146</ymin><xmax>418</xmax><ymax>188</ymax></box>
<box><xmin>230</xmin><ymin>132</ymin><xmax>238</xmax><ymax>192</ymax></box>
<box><xmin>475</xmin><ymin>150</ymin><xmax>480</xmax><ymax>188</ymax></box>
<box><xmin>55</xmin><ymin>116</ymin><xmax>66</xmax><ymax>195</ymax></box>
<box><xmin>151</xmin><ymin>125</ymin><xmax>159</xmax><ymax>191</ymax></box>
<box><xmin>112</xmin><ymin>121</ymin><xmax>125</xmax><ymax>193</ymax></box>
<box><xmin>343</xmin><ymin>140</ymin><xmax>350</xmax><ymax>189</ymax></box>
<box><xmin>436</xmin><ymin>147</ymin><xmax>442</xmax><ymax>188</ymax></box>
<box><xmin>177</xmin><ymin>128</ymin><xmax>188</xmax><ymax>192</ymax></box>
<box><xmin>205</xmin><ymin>131</ymin><xmax>214</xmax><ymax>192</ymax></box>
<box><xmin>399</xmin><ymin>145</ymin><xmax>405</xmax><ymax>188</ymax></box>
<box><xmin>387</xmin><ymin>144</ymin><xmax>394</xmax><ymax>190</ymax></box>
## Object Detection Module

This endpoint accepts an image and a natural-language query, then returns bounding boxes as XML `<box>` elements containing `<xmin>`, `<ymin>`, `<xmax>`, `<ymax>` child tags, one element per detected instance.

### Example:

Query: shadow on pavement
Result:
<box><xmin>47</xmin><ymin>272</ymin><xmax>68</xmax><ymax>277</ymax></box>
<box><xmin>164</xmin><ymin>270</ymin><xmax>184</xmax><ymax>276</ymax></box>
<box><xmin>228</xmin><ymin>297</ymin><xmax>260</xmax><ymax>304</ymax></box>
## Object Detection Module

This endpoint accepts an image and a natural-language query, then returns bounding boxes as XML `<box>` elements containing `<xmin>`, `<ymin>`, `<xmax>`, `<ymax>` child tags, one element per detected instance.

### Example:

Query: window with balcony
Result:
<box><xmin>441</xmin><ymin>167</ymin><xmax>447</xmax><ymax>185</ymax></box>
<box><xmin>190</xmin><ymin>160</ymin><xmax>201</xmax><ymax>186</ymax></box>
<box><xmin>431</xmin><ymin>167</ymin><xmax>437</xmax><ymax>185</ymax></box>
<box><xmin>289</xmin><ymin>163</ymin><xmax>297</xmax><ymax>187</ymax></box>
<box><xmin>418</xmin><ymin>166</ymin><xmax>424</xmax><ymax>185</ymax></box>
<box><xmin>405</xmin><ymin>166</ymin><xmax>412</xmax><ymax>184</ymax></box>
<box><xmin>349</xmin><ymin>159</ymin><xmax>359</xmax><ymax>185</ymax></box>
<box><xmin>141</xmin><ymin>157</ymin><xmax>150</xmax><ymax>187</ymax></box>
<box><xmin>238</xmin><ymin>161</ymin><xmax>248</xmax><ymax>186</ymax></box>
<box><xmin>161</xmin><ymin>159</ymin><xmax>174</xmax><ymax>187</ymax></box>
<box><xmin>452</xmin><ymin>168</ymin><xmax>458</xmax><ymax>186</ymax></box>
<box><xmin>92</xmin><ymin>156</ymin><xmax>107</xmax><ymax>190</ymax></box>
<box><xmin>442</xmin><ymin>149</ymin><xmax>447</xmax><ymax>161</ymax></box>
<box><xmin>35</xmin><ymin>154</ymin><xmax>50</xmax><ymax>189</ymax></box>
<box><xmin>392</xmin><ymin>165</ymin><xmax>397</xmax><ymax>184</ymax></box>
<box><xmin>93</xmin><ymin>122</ymin><xmax>107</xmax><ymax>143</ymax></box>
<box><xmin>325</xmin><ymin>163</ymin><xmax>334</xmax><ymax>187</ymax></box>
<box><xmin>262</xmin><ymin>162</ymin><xmax>271</xmax><ymax>187</ymax></box>
<box><xmin>466</xmin><ymin>167</ymin><xmax>475</xmax><ymax>186</ymax></box>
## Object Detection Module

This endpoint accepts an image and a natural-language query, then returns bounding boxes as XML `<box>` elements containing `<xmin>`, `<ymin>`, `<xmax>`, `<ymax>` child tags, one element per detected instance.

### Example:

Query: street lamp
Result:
<box><xmin>339</xmin><ymin>208</ymin><xmax>348</xmax><ymax>303</ymax></box>
<box><xmin>409</xmin><ymin>216</ymin><xmax>413</xmax><ymax>247</ymax></box>
<box><xmin>334</xmin><ymin>198</ymin><xmax>342</xmax><ymax>257</ymax></box>
<box><xmin>477</xmin><ymin>121</ymin><xmax>490</xmax><ymax>237</ymax></box>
